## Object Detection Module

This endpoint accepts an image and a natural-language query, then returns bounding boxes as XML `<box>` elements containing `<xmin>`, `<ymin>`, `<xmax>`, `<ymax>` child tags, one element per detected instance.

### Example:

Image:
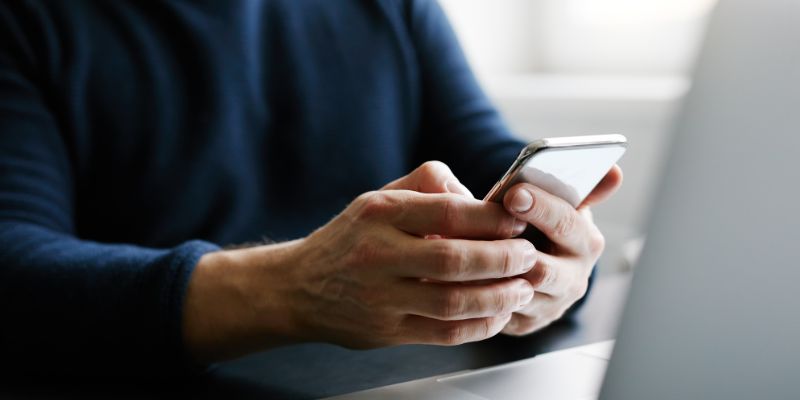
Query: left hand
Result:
<box><xmin>382</xmin><ymin>161</ymin><xmax>623</xmax><ymax>336</ymax></box>
<box><xmin>500</xmin><ymin>165</ymin><xmax>623</xmax><ymax>335</ymax></box>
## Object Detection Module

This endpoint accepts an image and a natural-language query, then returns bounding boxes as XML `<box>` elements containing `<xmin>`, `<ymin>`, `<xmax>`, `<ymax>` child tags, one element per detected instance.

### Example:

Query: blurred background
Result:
<box><xmin>439</xmin><ymin>0</ymin><xmax>718</xmax><ymax>274</ymax></box>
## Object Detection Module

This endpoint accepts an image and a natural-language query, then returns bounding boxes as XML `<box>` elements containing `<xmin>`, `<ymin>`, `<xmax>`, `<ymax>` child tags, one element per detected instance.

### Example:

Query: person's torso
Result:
<box><xmin>24</xmin><ymin>0</ymin><xmax>423</xmax><ymax>245</ymax></box>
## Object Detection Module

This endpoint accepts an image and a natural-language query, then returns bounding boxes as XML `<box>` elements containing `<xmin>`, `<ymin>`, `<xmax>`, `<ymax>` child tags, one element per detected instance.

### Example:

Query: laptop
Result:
<box><xmin>329</xmin><ymin>0</ymin><xmax>800</xmax><ymax>398</ymax></box>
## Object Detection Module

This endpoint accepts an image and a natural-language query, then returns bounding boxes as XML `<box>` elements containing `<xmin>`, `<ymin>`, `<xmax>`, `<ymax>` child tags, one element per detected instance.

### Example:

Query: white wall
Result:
<box><xmin>439</xmin><ymin>0</ymin><xmax>714</xmax><ymax>272</ymax></box>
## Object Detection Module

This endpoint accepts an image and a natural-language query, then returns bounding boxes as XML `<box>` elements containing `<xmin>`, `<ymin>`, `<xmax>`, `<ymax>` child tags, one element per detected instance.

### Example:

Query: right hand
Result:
<box><xmin>289</xmin><ymin>165</ymin><xmax>537</xmax><ymax>349</ymax></box>
<box><xmin>183</xmin><ymin>163</ymin><xmax>536</xmax><ymax>362</ymax></box>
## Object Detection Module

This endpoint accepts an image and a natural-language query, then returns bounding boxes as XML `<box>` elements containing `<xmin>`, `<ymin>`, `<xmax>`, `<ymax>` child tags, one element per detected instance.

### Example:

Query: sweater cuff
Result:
<box><xmin>161</xmin><ymin>240</ymin><xmax>221</xmax><ymax>371</ymax></box>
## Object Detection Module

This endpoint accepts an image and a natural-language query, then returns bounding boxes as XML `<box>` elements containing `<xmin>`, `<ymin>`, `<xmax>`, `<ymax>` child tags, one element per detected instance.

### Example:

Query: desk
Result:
<box><xmin>2</xmin><ymin>274</ymin><xmax>631</xmax><ymax>399</ymax></box>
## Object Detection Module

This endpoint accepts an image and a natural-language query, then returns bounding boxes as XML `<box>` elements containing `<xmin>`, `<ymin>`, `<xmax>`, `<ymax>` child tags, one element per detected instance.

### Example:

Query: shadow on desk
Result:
<box><xmin>0</xmin><ymin>274</ymin><xmax>631</xmax><ymax>400</ymax></box>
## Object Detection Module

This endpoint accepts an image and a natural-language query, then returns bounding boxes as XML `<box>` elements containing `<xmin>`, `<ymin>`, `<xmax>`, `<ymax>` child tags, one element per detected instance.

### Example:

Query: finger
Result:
<box><xmin>514</xmin><ymin>290</ymin><xmax>555</xmax><ymax>318</ymax></box>
<box><xmin>521</xmin><ymin>252</ymin><xmax>585</xmax><ymax>295</ymax></box>
<box><xmin>390</xmin><ymin>237</ymin><xmax>537</xmax><ymax>281</ymax></box>
<box><xmin>382</xmin><ymin>161</ymin><xmax>474</xmax><ymax>198</ymax></box>
<box><xmin>385</xmin><ymin>191</ymin><xmax>527</xmax><ymax>239</ymax></box>
<box><xmin>400</xmin><ymin>313</ymin><xmax>513</xmax><ymax>346</ymax></box>
<box><xmin>501</xmin><ymin>312</ymin><xmax>553</xmax><ymax>336</ymax></box>
<box><xmin>395</xmin><ymin>278</ymin><xmax>534</xmax><ymax>321</ymax></box>
<box><xmin>503</xmin><ymin>184</ymin><xmax>596</xmax><ymax>253</ymax></box>
<box><xmin>580</xmin><ymin>164</ymin><xmax>623</xmax><ymax>207</ymax></box>
<box><xmin>522</xmin><ymin>252</ymin><xmax>564</xmax><ymax>294</ymax></box>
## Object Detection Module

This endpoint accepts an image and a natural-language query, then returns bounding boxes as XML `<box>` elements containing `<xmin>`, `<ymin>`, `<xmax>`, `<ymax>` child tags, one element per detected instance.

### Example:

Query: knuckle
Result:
<box><xmin>437</xmin><ymin>196</ymin><xmax>462</xmax><ymax>232</ymax></box>
<box><xmin>553</xmin><ymin>207</ymin><xmax>578</xmax><ymax>239</ymax></box>
<box><xmin>499</xmin><ymin>246</ymin><xmax>514</xmax><ymax>277</ymax></box>
<box><xmin>353</xmin><ymin>191</ymin><xmax>396</xmax><ymax>221</ymax></box>
<box><xmin>574</xmin><ymin>279</ymin><xmax>589</xmax><ymax>300</ymax></box>
<box><xmin>530</xmin><ymin>195</ymin><xmax>550</xmax><ymax>222</ymax></box>
<box><xmin>588</xmin><ymin>229</ymin><xmax>606</xmax><ymax>256</ymax></box>
<box><xmin>441</xmin><ymin>323</ymin><xmax>468</xmax><ymax>346</ymax></box>
<box><xmin>508</xmin><ymin>315</ymin><xmax>538</xmax><ymax>336</ymax></box>
<box><xmin>353</xmin><ymin>190</ymin><xmax>379</xmax><ymax>207</ymax></box>
<box><xmin>494</xmin><ymin>213</ymin><xmax>518</xmax><ymax>238</ymax></box>
<box><xmin>568</xmin><ymin>274</ymin><xmax>590</xmax><ymax>300</ymax></box>
<box><xmin>526</xmin><ymin>263</ymin><xmax>551</xmax><ymax>289</ymax></box>
<box><xmin>369</xmin><ymin>319</ymin><xmax>403</xmax><ymax>346</ymax></box>
<box><xmin>418</xmin><ymin>160</ymin><xmax>450</xmax><ymax>178</ymax></box>
<box><xmin>492</xmin><ymin>288</ymin><xmax>513</xmax><ymax>314</ymax></box>
<box><xmin>433</xmin><ymin>242</ymin><xmax>467</xmax><ymax>279</ymax></box>
<box><xmin>441</xmin><ymin>288</ymin><xmax>467</xmax><ymax>319</ymax></box>
<box><xmin>480</xmin><ymin>317</ymin><xmax>494</xmax><ymax>340</ymax></box>
<box><xmin>516</xmin><ymin>298</ymin><xmax>536</xmax><ymax>315</ymax></box>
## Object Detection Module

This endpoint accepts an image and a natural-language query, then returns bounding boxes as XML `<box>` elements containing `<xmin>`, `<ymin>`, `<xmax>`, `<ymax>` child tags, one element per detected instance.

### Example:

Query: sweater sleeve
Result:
<box><xmin>404</xmin><ymin>0</ymin><xmax>525</xmax><ymax>197</ymax></box>
<box><xmin>0</xmin><ymin>12</ymin><xmax>220</xmax><ymax>376</ymax></box>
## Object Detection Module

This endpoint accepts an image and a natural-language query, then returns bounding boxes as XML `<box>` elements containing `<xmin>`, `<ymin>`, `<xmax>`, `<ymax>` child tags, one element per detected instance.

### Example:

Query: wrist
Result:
<box><xmin>182</xmin><ymin>239</ymin><xmax>304</xmax><ymax>364</ymax></box>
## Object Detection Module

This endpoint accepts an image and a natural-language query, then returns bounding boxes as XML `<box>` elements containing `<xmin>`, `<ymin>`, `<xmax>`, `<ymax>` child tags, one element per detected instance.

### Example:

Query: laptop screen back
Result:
<box><xmin>600</xmin><ymin>0</ymin><xmax>800</xmax><ymax>399</ymax></box>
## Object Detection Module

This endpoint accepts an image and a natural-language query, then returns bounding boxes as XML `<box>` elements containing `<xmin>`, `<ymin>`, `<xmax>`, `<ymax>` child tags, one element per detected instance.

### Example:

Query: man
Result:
<box><xmin>0</xmin><ymin>0</ymin><xmax>622</xmax><ymax>376</ymax></box>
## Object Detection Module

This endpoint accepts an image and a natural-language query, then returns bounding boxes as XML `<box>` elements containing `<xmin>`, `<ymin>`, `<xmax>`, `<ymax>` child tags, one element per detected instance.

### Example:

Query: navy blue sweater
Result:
<box><xmin>0</xmin><ymin>0</ymin><xmax>527</xmax><ymax>375</ymax></box>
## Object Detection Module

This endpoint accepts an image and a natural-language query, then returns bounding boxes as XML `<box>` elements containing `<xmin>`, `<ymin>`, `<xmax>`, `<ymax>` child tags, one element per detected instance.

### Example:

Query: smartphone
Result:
<box><xmin>484</xmin><ymin>134</ymin><xmax>627</xmax><ymax>207</ymax></box>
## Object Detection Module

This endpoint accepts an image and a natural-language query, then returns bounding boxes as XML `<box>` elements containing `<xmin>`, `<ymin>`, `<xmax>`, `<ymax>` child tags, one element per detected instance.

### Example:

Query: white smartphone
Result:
<box><xmin>484</xmin><ymin>134</ymin><xmax>627</xmax><ymax>207</ymax></box>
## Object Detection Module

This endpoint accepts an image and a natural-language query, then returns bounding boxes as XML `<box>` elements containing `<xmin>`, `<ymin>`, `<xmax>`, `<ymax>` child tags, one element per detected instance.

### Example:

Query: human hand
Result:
<box><xmin>384</xmin><ymin>161</ymin><xmax>624</xmax><ymax>336</ymax></box>
<box><xmin>288</xmin><ymin>162</ymin><xmax>537</xmax><ymax>349</ymax></box>
<box><xmin>183</xmin><ymin>162</ymin><xmax>536</xmax><ymax>362</ymax></box>
<box><xmin>501</xmin><ymin>165</ymin><xmax>623</xmax><ymax>335</ymax></box>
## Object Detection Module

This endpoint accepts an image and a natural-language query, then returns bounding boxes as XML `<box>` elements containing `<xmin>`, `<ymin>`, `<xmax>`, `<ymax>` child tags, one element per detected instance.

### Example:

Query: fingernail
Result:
<box><xmin>511</xmin><ymin>219</ymin><xmax>527</xmax><ymax>236</ymax></box>
<box><xmin>518</xmin><ymin>284</ymin><xmax>535</xmax><ymax>309</ymax></box>
<box><xmin>510</xmin><ymin>189</ymin><xmax>533</xmax><ymax>213</ymax></box>
<box><xmin>446</xmin><ymin>179</ymin><xmax>474</xmax><ymax>198</ymax></box>
<box><xmin>521</xmin><ymin>246</ymin><xmax>537</xmax><ymax>273</ymax></box>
